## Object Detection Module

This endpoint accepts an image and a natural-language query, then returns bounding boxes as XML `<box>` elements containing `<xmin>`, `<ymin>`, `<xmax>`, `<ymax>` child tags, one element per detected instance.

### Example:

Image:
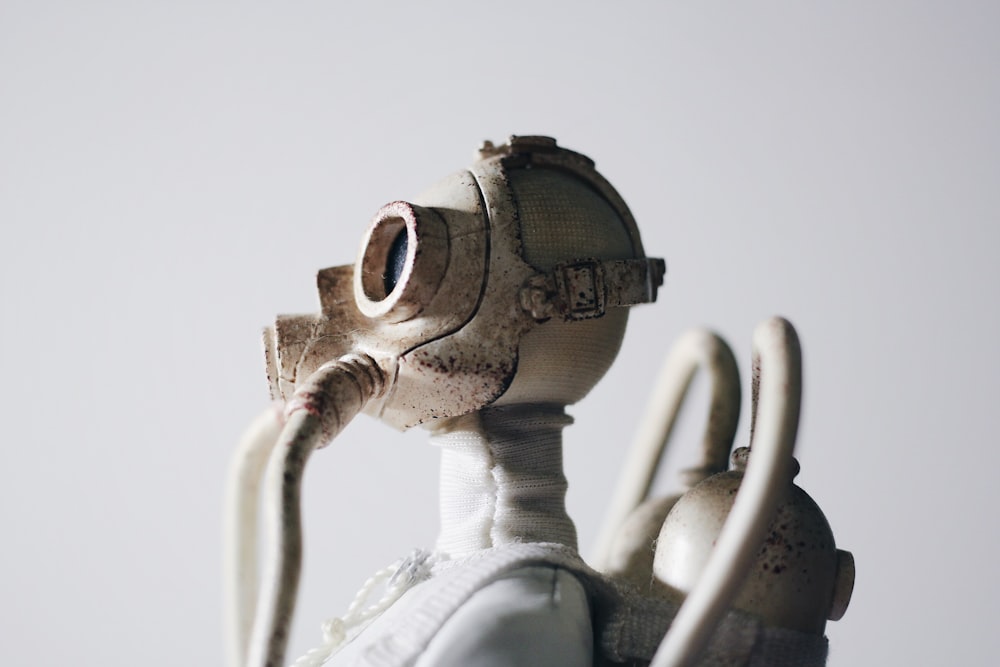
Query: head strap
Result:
<box><xmin>520</xmin><ymin>257</ymin><xmax>666</xmax><ymax>321</ymax></box>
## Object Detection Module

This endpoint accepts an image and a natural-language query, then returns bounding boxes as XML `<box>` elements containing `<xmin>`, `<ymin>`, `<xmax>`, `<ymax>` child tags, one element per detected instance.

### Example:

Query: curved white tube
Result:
<box><xmin>225</xmin><ymin>404</ymin><xmax>286</xmax><ymax>667</ymax></box>
<box><xmin>592</xmin><ymin>328</ymin><xmax>740</xmax><ymax>569</ymax></box>
<box><xmin>649</xmin><ymin>317</ymin><xmax>802</xmax><ymax>667</ymax></box>
<box><xmin>244</xmin><ymin>355</ymin><xmax>386</xmax><ymax>667</ymax></box>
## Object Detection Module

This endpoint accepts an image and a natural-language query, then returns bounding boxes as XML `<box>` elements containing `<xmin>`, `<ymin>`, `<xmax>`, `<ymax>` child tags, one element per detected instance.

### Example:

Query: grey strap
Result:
<box><xmin>520</xmin><ymin>257</ymin><xmax>666</xmax><ymax>321</ymax></box>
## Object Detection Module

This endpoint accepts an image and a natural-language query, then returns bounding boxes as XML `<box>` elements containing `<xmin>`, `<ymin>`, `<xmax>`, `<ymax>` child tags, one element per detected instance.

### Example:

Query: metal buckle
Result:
<box><xmin>554</xmin><ymin>259</ymin><xmax>606</xmax><ymax>320</ymax></box>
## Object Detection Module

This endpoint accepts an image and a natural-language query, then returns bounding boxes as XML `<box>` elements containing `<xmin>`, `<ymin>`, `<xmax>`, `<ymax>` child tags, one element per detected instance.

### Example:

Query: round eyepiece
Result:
<box><xmin>355</xmin><ymin>201</ymin><xmax>449</xmax><ymax>322</ymax></box>
<box><xmin>357</xmin><ymin>212</ymin><xmax>409</xmax><ymax>303</ymax></box>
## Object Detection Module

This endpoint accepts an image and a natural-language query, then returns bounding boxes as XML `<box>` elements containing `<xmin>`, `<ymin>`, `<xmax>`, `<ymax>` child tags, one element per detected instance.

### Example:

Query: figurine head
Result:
<box><xmin>264</xmin><ymin>136</ymin><xmax>665</xmax><ymax>429</ymax></box>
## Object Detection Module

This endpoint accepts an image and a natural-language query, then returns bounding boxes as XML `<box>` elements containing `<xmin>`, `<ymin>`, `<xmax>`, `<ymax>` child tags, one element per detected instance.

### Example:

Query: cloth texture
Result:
<box><xmin>432</xmin><ymin>405</ymin><xmax>577</xmax><ymax>556</ymax></box>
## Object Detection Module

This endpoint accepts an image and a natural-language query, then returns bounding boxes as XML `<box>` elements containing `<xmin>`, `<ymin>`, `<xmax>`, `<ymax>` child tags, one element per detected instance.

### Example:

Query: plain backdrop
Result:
<box><xmin>2</xmin><ymin>2</ymin><xmax>998</xmax><ymax>665</ymax></box>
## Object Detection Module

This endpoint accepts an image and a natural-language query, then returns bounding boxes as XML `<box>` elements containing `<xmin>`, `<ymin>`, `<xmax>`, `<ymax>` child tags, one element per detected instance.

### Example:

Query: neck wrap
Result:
<box><xmin>430</xmin><ymin>404</ymin><xmax>578</xmax><ymax>556</ymax></box>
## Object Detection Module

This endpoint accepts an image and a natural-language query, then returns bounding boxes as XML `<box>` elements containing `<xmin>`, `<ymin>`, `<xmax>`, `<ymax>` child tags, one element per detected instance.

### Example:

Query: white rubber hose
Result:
<box><xmin>243</xmin><ymin>354</ymin><xmax>386</xmax><ymax>667</ymax></box>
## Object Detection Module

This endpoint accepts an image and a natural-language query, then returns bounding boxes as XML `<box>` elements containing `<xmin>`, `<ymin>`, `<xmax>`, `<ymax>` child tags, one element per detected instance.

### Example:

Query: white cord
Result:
<box><xmin>290</xmin><ymin>550</ymin><xmax>442</xmax><ymax>667</ymax></box>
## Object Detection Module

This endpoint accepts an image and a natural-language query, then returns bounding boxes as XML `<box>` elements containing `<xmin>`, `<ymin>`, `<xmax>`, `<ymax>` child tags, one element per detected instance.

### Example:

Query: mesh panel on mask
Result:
<box><xmin>508</xmin><ymin>168</ymin><xmax>635</xmax><ymax>270</ymax></box>
<box><xmin>500</xmin><ymin>167</ymin><xmax>636</xmax><ymax>406</ymax></box>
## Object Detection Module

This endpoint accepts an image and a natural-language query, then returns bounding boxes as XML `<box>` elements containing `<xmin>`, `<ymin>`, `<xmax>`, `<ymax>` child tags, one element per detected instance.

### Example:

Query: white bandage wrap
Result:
<box><xmin>431</xmin><ymin>404</ymin><xmax>577</xmax><ymax>556</ymax></box>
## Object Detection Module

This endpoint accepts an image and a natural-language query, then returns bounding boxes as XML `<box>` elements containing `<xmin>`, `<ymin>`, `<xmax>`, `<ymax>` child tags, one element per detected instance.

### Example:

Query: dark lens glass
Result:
<box><xmin>383</xmin><ymin>229</ymin><xmax>408</xmax><ymax>296</ymax></box>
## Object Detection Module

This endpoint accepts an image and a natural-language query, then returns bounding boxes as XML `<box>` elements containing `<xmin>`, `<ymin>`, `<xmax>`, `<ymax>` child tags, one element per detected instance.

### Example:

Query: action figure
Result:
<box><xmin>225</xmin><ymin>136</ymin><xmax>853</xmax><ymax>667</ymax></box>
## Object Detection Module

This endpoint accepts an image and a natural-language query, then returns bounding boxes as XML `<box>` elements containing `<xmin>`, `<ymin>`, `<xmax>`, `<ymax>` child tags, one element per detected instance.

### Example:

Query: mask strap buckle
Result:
<box><xmin>520</xmin><ymin>257</ymin><xmax>666</xmax><ymax>322</ymax></box>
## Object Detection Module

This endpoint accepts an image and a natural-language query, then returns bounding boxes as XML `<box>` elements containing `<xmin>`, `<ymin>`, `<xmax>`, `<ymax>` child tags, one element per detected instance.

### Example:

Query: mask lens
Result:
<box><xmin>355</xmin><ymin>201</ymin><xmax>449</xmax><ymax>322</ymax></box>
<box><xmin>384</xmin><ymin>228</ymin><xmax>408</xmax><ymax>297</ymax></box>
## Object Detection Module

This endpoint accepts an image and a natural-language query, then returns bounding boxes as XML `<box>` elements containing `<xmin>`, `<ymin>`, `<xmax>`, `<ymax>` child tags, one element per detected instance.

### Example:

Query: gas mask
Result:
<box><xmin>262</xmin><ymin>135</ymin><xmax>665</xmax><ymax>430</ymax></box>
<box><xmin>230</xmin><ymin>136</ymin><xmax>666</xmax><ymax>667</ymax></box>
<box><xmin>228</xmin><ymin>138</ymin><xmax>853</xmax><ymax>667</ymax></box>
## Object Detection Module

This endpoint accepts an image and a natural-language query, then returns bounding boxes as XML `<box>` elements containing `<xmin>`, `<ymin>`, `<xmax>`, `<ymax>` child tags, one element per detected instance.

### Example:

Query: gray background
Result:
<box><xmin>2</xmin><ymin>2</ymin><xmax>997</xmax><ymax>665</ymax></box>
